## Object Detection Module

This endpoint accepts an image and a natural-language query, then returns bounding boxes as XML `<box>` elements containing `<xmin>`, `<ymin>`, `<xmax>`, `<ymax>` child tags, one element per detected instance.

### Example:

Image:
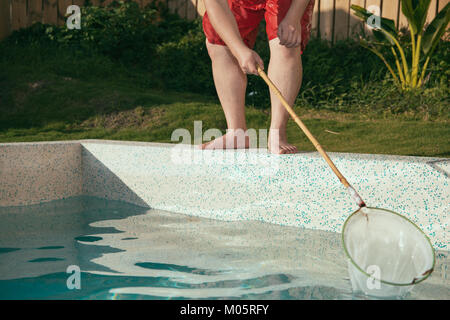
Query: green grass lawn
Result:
<box><xmin>0</xmin><ymin>42</ymin><xmax>448</xmax><ymax>157</ymax></box>
<box><xmin>1</xmin><ymin>77</ymin><xmax>448</xmax><ymax>157</ymax></box>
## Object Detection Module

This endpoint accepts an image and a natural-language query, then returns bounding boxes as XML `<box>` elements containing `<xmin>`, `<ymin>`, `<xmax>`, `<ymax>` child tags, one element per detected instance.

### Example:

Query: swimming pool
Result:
<box><xmin>0</xmin><ymin>140</ymin><xmax>448</xmax><ymax>299</ymax></box>
<box><xmin>0</xmin><ymin>196</ymin><xmax>448</xmax><ymax>300</ymax></box>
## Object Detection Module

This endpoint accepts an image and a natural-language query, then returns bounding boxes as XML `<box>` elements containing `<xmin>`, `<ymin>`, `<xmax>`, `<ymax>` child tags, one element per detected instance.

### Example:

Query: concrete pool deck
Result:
<box><xmin>0</xmin><ymin>140</ymin><xmax>448</xmax><ymax>250</ymax></box>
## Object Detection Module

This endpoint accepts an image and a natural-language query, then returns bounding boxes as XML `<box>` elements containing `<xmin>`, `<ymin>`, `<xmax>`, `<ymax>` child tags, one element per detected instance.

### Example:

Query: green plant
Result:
<box><xmin>3</xmin><ymin>0</ymin><xmax>448</xmax><ymax>112</ymax></box>
<box><xmin>153</xmin><ymin>22</ymin><xmax>214</xmax><ymax>93</ymax></box>
<box><xmin>351</xmin><ymin>0</ymin><xmax>450</xmax><ymax>90</ymax></box>
<box><xmin>5</xmin><ymin>0</ymin><xmax>198</xmax><ymax>65</ymax></box>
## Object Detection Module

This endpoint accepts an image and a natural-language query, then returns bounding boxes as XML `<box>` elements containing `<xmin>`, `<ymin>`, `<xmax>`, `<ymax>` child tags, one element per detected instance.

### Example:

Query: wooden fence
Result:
<box><xmin>0</xmin><ymin>0</ymin><xmax>449</xmax><ymax>41</ymax></box>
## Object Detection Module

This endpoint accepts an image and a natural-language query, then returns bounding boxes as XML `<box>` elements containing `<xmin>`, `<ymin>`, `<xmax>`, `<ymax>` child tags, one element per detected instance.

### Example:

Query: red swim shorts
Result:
<box><xmin>203</xmin><ymin>0</ymin><xmax>315</xmax><ymax>53</ymax></box>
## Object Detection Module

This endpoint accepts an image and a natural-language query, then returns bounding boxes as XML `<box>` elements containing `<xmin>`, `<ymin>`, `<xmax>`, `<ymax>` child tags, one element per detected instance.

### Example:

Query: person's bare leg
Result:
<box><xmin>200</xmin><ymin>41</ymin><xmax>250</xmax><ymax>149</ymax></box>
<box><xmin>267</xmin><ymin>38</ymin><xmax>303</xmax><ymax>154</ymax></box>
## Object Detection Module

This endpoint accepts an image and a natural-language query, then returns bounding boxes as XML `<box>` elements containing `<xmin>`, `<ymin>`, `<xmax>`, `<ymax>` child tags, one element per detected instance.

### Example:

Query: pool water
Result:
<box><xmin>0</xmin><ymin>196</ymin><xmax>448</xmax><ymax>300</ymax></box>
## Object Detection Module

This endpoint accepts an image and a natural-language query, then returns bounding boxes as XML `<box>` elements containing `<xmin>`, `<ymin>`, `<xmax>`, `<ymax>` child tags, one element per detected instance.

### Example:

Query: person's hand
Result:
<box><xmin>277</xmin><ymin>14</ymin><xmax>302</xmax><ymax>48</ymax></box>
<box><xmin>235</xmin><ymin>47</ymin><xmax>264</xmax><ymax>75</ymax></box>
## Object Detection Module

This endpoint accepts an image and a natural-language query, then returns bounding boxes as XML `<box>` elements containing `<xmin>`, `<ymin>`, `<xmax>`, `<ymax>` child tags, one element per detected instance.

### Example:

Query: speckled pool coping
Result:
<box><xmin>1</xmin><ymin>140</ymin><xmax>448</xmax><ymax>250</ymax></box>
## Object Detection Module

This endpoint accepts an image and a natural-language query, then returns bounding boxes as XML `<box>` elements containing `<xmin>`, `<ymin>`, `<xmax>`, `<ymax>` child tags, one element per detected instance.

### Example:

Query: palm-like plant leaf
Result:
<box><xmin>422</xmin><ymin>2</ymin><xmax>450</xmax><ymax>57</ymax></box>
<box><xmin>351</xmin><ymin>1</ymin><xmax>448</xmax><ymax>89</ymax></box>
<box><xmin>401</xmin><ymin>0</ymin><xmax>431</xmax><ymax>35</ymax></box>
<box><xmin>372</xmin><ymin>29</ymin><xmax>391</xmax><ymax>45</ymax></box>
<box><xmin>351</xmin><ymin>4</ymin><xmax>397</xmax><ymax>45</ymax></box>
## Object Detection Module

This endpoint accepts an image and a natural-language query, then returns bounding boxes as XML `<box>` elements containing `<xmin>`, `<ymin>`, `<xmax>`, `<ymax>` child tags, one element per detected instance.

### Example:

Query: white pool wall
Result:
<box><xmin>1</xmin><ymin>140</ymin><xmax>448</xmax><ymax>250</ymax></box>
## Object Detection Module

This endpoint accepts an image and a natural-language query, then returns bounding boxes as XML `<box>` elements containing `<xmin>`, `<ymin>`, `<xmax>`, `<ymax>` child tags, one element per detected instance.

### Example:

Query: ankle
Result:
<box><xmin>226</xmin><ymin>128</ymin><xmax>249</xmax><ymax>136</ymax></box>
<box><xmin>268</xmin><ymin>127</ymin><xmax>287</xmax><ymax>140</ymax></box>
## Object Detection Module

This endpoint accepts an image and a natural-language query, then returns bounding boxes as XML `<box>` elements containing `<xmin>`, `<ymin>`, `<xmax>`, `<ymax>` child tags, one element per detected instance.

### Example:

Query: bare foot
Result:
<box><xmin>199</xmin><ymin>129</ymin><xmax>250</xmax><ymax>150</ymax></box>
<box><xmin>268</xmin><ymin>129</ymin><xmax>298</xmax><ymax>154</ymax></box>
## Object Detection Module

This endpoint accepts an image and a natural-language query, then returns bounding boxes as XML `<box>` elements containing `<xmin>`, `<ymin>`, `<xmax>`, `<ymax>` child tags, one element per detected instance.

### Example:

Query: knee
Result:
<box><xmin>271</xmin><ymin>41</ymin><xmax>302</xmax><ymax>61</ymax></box>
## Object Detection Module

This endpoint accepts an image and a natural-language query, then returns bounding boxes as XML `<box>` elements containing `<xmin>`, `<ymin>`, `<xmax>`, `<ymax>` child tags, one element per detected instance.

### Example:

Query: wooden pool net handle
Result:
<box><xmin>257</xmin><ymin>67</ymin><xmax>366</xmax><ymax>208</ymax></box>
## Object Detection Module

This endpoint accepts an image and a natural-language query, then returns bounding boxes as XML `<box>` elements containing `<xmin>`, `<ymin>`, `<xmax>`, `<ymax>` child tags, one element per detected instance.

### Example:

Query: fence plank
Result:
<box><xmin>398</xmin><ymin>0</ymin><xmax>409</xmax><ymax>31</ymax></box>
<box><xmin>349</xmin><ymin>0</ymin><xmax>365</xmax><ymax>37</ymax></box>
<box><xmin>72</xmin><ymin>0</ymin><xmax>84</xmax><ymax>6</ymax></box>
<box><xmin>426</xmin><ymin>0</ymin><xmax>437</xmax><ymax>25</ymax></box>
<box><xmin>168</xmin><ymin>0</ymin><xmax>177</xmax><ymax>14</ymax></box>
<box><xmin>11</xmin><ymin>0</ymin><xmax>27</xmax><ymax>30</ymax></box>
<box><xmin>43</xmin><ymin>0</ymin><xmax>58</xmax><ymax>25</ymax></box>
<box><xmin>398</xmin><ymin>12</ymin><xmax>409</xmax><ymax>31</ymax></box>
<box><xmin>438</xmin><ymin>0</ymin><xmax>450</xmax><ymax>39</ymax></box>
<box><xmin>365</xmin><ymin>0</ymin><xmax>381</xmax><ymax>35</ymax></box>
<box><xmin>382</xmin><ymin>0</ymin><xmax>399</xmax><ymax>27</ymax></box>
<box><xmin>28</xmin><ymin>0</ymin><xmax>43</xmax><ymax>26</ymax></box>
<box><xmin>319</xmin><ymin>0</ymin><xmax>334</xmax><ymax>41</ymax></box>
<box><xmin>186</xmin><ymin>0</ymin><xmax>197</xmax><ymax>20</ymax></box>
<box><xmin>177</xmin><ymin>0</ymin><xmax>188</xmax><ymax>19</ymax></box>
<box><xmin>310</xmin><ymin>0</ymin><xmax>319</xmax><ymax>38</ymax></box>
<box><xmin>0</xmin><ymin>0</ymin><xmax>11</xmax><ymax>39</ymax></box>
<box><xmin>365</xmin><ymin>0</ymin><xmax>381</xmax><ymax>11</ymax></box>
<box><xmin>58</xmin><ymin>0</ymin><xmax>73</xmax><ymax>25</ymax></box>
<box><xmin>334</xmin><ymin>0</ymin><xmax>350</xmax><ymax>42</ymax></box>
<box><xmin>438</xmin><ymin>0</ymin><xmax>450</xmax><ymax>11</ymax></box>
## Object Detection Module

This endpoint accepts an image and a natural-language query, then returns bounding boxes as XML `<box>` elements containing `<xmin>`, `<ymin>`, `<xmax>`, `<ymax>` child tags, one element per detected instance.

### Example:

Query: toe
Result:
<box><xmin>282</xmin><ymin>146</ymin><xmax>291</xmax><ymax>154</ymax></box>
<box><xmin>283</xmin><ymin>146</ymin><xmax>293</xmax><ymax>154</ymax></box>
<box><xmin>273</xmin><ymin>147</ymin><xmax>286</xmax><ymax>154</ymax></box>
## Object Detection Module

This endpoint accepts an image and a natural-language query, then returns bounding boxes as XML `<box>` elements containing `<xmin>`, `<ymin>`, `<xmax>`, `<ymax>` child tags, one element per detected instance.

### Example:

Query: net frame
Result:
<box><xmin>341</xmin><ymin>207</ymin><xmax>436</xmax><ymax>287</ymax></box>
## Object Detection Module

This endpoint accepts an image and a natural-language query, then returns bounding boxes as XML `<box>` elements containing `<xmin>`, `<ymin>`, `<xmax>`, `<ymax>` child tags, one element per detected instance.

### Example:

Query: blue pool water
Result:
<box><xmin>0</xmin><ymin>196</ymin><xmax>448</xmax><ymax>300</ymax></box>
